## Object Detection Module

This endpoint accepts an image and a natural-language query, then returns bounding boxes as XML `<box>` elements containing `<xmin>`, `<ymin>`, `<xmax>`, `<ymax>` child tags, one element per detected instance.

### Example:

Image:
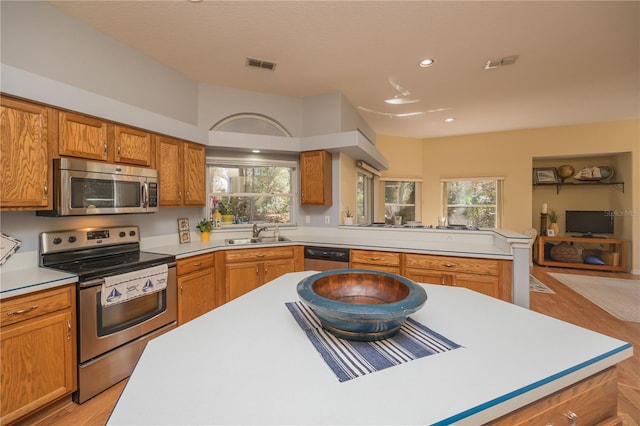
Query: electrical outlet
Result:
<box><xmin>305</xmin><ymin>215</ymin><xmax>310</xmax><ymax>224</ymax></box>
<box><xmin>324</xmin><ymin>216</ymin><xmax>330</xmax><ymax>224</ymax></box>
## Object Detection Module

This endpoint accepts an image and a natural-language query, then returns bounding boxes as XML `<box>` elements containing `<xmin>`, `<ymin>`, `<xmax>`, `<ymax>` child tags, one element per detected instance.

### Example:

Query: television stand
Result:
<box><xmin>534</xmin><ymin>235</ymin><xmax>626</xmax><ymax>272</ymax></box>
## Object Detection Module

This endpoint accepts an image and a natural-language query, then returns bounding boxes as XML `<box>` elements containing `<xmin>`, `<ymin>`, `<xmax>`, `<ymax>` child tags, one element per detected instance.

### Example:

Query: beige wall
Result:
<box><xmin>373</xmin><ymin>119</ymin><xmax>639</xmax><ymax>272</ymax></box>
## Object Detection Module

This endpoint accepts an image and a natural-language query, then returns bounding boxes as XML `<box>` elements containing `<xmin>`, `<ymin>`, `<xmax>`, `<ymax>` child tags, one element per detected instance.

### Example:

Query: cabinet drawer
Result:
<box><xmin>1</xmin><ymin>285</ymin><xmax>73</xmax><ymax>327</ymax></box>
<box><xmin>351</xmin><ymin>263</ymin><xmax>400</xmax><ymax>274</ymax></box>
<box><xmin>225</xmin><ymin>246</ymin><xmax>295</xmax><ymax>263</ymax></box>
<box><xmin>405</xmin><ymin>254</ymin><xmax>499</xmax><ymax>275</ymax></box>
<box><xmin>351</xmin><ymin>250</ymin><xmax>400</xmax><ymax>267</ymax></box>
<box><xmin>489</xmin><ymin>367</ymin><xmax>618</xmax><ymax>425</ymax></box>
<box><xmin>177</xmin><ymin>253</ymin><xmax>215</xmax><ymax>275</ymax></box>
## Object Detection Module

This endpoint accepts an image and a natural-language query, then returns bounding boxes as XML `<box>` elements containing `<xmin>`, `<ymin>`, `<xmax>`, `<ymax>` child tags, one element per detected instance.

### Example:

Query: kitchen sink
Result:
<box><xmin>225</xmin><ymin>236</ymin><xmax>290</xmax><ymax>245</ymax></box>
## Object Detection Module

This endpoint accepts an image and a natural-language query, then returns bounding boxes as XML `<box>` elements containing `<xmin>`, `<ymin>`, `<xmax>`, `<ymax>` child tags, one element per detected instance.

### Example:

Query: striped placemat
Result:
<box><xmin>286</xmin><ymin>301</ymin><xmax>461</xmax><ymax>382</ymax></box>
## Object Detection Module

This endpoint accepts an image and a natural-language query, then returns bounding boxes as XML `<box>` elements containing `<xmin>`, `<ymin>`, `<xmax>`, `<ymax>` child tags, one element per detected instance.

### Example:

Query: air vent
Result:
<box><xmin>484</xmin><ymin>55</ymin><xmax>519</xmax><ymax>70</ymax></box>
<box><xmin>246</xmin><ymin>57</ymin><xmax>277</xmax><ymax>71</ymax></box>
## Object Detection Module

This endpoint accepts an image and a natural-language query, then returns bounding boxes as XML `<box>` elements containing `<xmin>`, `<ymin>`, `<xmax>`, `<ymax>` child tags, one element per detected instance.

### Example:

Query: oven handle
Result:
<box><xmin>79</xmin><ymin>261</ymin><xmax>176</xmax><ymax>288</ymax></box>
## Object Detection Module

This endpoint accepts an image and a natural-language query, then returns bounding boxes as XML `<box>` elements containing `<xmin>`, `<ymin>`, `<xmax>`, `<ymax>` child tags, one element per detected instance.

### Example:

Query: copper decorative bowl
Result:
<box><xmin>296</xmin><ymin>269</ymin><xmax>427</xmax><ymax>341</ymax></box>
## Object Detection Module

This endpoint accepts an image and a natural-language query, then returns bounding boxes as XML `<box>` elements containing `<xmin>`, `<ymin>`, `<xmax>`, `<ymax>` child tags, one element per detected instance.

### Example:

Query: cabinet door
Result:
<box><xmin>113</xmin><ymin>125</ymin><xmax>152</xmax><ymax>166</ymax></box>
<box><xmin>58</xmin><ymin>111</ymin><xmax>108</xmax><ymax>161</ymax></box>
<box><xmin>0</xmin><ymin>311</ymin><xmax>75</xmax><ymax>425</ymax></box>
<box><xmin>226</xmin><ymin>262</ymin><xmax>260</xmax><ymax>302</ymax></box>
<box><xmin>263</xmin><ymin>258</ymin><xmax>295</xmax><ymax>284</ymax></box>
<box><xmin>453</xmin><ymin>272</ymin><xmax>499</xmax><ymax>298</ymax></box>
<box><xmin>183</xmin><ymin>142</ymin><xmax>205</xmax><ymax>206</ymax></box>
<box><xmin>156</xmin><ymin>135</ymin><xmax>183</xmax><ymax>206</ymax></box>
<box><xmin>300</xmin><ymin>150</ymin><xmax>332</xmax><ymax>205</ymax></box>
<box><xmin>178</xmin><ymin>269</ymin><xmax>215</xmax><ymax>325</ymax></box>
<box><xmin>0</xmin><ymin>97</ymin><xmax>51</xmax><ymax>209</ymax></box>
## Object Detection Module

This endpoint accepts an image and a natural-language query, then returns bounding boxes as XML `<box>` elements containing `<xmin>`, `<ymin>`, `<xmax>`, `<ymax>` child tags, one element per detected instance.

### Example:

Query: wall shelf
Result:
<box><xmin>533</xmin><ymin>180</ymin><xmax>624</xmax><ymax>194</ymax></box>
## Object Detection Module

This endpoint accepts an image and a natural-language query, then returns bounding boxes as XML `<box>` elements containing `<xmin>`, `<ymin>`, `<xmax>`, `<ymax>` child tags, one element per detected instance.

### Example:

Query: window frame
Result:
<box><xmin>440</xmin><ymin>177</ymin><xmax>504</xmax><ymax>229</ymax></box>
<box><xmin>380</xmin><ymin>178</ymin><xmax>422</xmax><ymax>225</ymax></box>
<box><xmin>206</xmin><ymin>156</ymin><xmax>298</xmax><ymax>227</ymax></box>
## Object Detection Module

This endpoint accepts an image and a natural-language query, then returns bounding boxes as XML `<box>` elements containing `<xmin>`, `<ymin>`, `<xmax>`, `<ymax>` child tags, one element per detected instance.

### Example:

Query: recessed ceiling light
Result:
<box><xmin>419</xmin><ymin>58</ymin><xmax>435</xmax><ymax>68</ymax></box>
<box><xmin>444</xmin><ymin>117</ymin><xmax>455</xmax><ymax>123</ymax></box>
<box><xmin>252</xmin><ymin>149</ymin><xmax>261</xmax><ymax>153</ymax></box>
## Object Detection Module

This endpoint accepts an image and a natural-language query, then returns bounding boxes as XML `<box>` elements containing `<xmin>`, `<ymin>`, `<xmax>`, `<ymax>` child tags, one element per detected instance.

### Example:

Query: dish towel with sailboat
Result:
<box><xmin>286</xmin><ymin>301</ymin><xmax>461</xmax><ymax>382</ymax></box>
<box><xmin>102</xmin><ymin>264</ymin><xmax>168</xmax><ymax>307</ymax></box>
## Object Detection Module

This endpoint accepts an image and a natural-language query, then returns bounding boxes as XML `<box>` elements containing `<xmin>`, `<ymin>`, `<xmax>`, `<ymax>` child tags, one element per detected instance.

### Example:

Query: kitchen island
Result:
<box><xmin>108</xmin><ymin>271</ymin><xmax>631</xmax><ymax>425</ymax></box>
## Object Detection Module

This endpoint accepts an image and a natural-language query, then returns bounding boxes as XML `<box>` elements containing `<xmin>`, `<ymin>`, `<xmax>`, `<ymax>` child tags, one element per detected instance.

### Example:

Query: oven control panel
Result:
<box><xmin>40</xmin><ymin>226</ymin><xmax>140</xmax><ymax>254</ymax></box>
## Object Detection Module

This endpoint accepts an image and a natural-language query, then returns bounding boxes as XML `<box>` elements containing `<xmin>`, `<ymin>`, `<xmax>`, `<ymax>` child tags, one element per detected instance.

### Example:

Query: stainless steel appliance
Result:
<box><xmin>37</xmin><ymin>158</ymin><xmax>159</xmax><ymax>216</ymax></box>
<box><xmin>40</xmin><ymin>226</ymin><xmax>176</xmax><ymax>403</ymax></box>
<box><xmin>304</xmin><ymin>246</ymin><xmax>350</xmax><ymax>271</ymax></box>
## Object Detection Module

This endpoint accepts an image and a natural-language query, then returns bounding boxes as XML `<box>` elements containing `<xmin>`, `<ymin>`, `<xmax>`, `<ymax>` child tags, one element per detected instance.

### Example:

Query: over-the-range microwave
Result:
<box><xmin>37</xmin><ymin>158</ymin><xmax>159</xmax><ymax>216</ymax></box>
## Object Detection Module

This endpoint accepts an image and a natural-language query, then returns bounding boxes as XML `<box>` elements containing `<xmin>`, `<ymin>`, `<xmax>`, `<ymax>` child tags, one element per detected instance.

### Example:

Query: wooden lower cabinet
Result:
<box><xmin>222</xmin><ymin>246</ymin><xmax>301</xmax><ymax>303</ymax></box>
<box><xmin>488</xmin><ymin>366</ymin><xmax>619</xmax><ymax>425</ymax></box>
<box><xmin>350</xmin><ymin>249</ymin><xmax>402</xmax><ymax>274</ymax></box>
<box><xmin>405</xmin><ymin>253</ymin><xmax>512</xmax><ymax>301</ymax></box>
<box><xmin>0</xmin><ymin>285</ymin><xmax>76</xmax><ymax>425</ymax></box>
<box><xmin>176</xmin><ymin>253</ymin><xmax>216</xmax><ymax>325</ymax></box>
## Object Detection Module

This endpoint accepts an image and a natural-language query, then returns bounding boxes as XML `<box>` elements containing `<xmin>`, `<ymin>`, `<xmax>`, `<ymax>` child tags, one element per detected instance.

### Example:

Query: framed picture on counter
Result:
<box><xmin>177</xmin><ymin>218</ymin><xmax>190</xmax><ymax>244</ymax></box>
<box><xmin>533</xmin><ymin>168</ymin><xmax>558</xmax><ymax>184</ymax></box>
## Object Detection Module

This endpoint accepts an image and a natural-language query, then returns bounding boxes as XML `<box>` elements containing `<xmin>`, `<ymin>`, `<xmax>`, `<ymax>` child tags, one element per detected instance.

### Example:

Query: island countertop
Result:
<box><xmin>108</xmin><ymin>271</ymin><xmax>631</xmax><ymax>425</ymax></box>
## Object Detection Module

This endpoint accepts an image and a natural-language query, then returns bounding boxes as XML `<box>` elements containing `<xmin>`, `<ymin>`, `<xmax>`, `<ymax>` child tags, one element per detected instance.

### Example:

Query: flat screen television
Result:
<box><xmin>565</xmin><ymin>210</ymin><xmax>614</xmax><ymax>236</ymax></box>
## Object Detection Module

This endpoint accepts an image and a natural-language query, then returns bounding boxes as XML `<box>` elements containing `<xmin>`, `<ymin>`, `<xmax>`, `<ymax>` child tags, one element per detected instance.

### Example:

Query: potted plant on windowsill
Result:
<box><xmin>218</xmin><ymin>202</ymin><xmax>234</xmax><ymax>224</ymax></box>
<box><xmin>197</xmin><ymin>218</ymin><xmax>212</xmax><ymax>242</ymax></box>
<box><xmin>344</xmin><ymin>207</ymin><xmax>354</xmax><ymax>225</ymax></box>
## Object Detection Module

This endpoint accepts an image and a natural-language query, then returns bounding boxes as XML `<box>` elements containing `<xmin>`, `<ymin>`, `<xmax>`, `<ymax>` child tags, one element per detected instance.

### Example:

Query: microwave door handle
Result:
<box><xmin>142</xmin><ymin>182</ymin><xmax>148</xmax><ymax>208</ymax></box>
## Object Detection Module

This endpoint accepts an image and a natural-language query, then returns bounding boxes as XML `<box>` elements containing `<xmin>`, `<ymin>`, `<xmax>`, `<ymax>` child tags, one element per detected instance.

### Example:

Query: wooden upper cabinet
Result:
<box><xmin>58</xmin><ymin>111</ymin><xmax>108</xmax><ymax>161</ymax></box>
<box><xmin>155</xmin><ymin>136</ymin><xmax>205</xmax><ymax>207</ymax></box>
<box><xmin>0</xmin><ymin>96</ymin><xmax>52</xmax><ymax>209</ymax></box>
<box><xmin>111</xmin><ymin>124</ymin><xmax>152</xmax><ymax>166</ymax></box>
<box><xmin>183</xmin><ymin>142</ymin><xmax>206</xmax><ymax>206</ymax></box>
<box><xmin>300</xmin><ymin>150</ymin><xmax>332</xmax><ymax>205</ymax></box>
<box><xmin>156</xmin><ymin>135</ymin><xmax>183</xmax><ymax>206</ymax></box>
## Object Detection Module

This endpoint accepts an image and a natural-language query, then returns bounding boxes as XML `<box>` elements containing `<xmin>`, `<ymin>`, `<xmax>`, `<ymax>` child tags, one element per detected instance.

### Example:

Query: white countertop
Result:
<box><xmin>0</xmin><ymin>227</ymin><xmax>531</xmax><ymax>302</ymax></box>
<box><xmin>108</xmin><ymin>271</ymin><xmax>631</xmax><ymax>425</ymax></box>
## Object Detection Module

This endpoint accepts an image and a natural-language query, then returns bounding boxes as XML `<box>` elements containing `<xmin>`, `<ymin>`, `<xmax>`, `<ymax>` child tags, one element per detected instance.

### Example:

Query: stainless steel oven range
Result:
<box><xmin>40</xmin><ymin>226</ymin><xmax>176</xmax><ymax>403</ymax></box>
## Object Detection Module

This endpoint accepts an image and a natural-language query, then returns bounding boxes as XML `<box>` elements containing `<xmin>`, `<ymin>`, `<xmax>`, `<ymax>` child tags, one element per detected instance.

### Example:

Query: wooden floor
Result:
<box><xmin>17</xmin><ymin>266</ymin><xmax>640</xmax><ymax>425</ymax></box>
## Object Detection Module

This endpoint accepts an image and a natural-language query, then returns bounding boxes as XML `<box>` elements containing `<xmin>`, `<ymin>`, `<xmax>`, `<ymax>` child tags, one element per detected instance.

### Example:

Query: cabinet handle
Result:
<box><xmin>7</xmin><ymin>305</ymin><xmax>38</xmax><ymax>316</ymax></box>
<box><xmin>443</xmin><ymin>263</ymin><xmax>456</xmax><ymax>268</ymax></box>
<box><xmin>256</xmin><ymin>266</ymin><xmax>259</xmax><ymax>275</ymax></box>
<box><xmin>186</xmin><ymin>191</ymin><xmax>190</xmax><ymax>200</ymax></box>
<box><xmin>43</xmin><ymin>181</ymin><xmax>48</xmax><ymax>198</ymax></box>
<box><xmin>264</xmin><ymin>267</ymin><xmax>268</xmax><ymax>274</ymax></box>
<box><xmin>440</xmin><ymin>276</ymin><xmax>445</xmax><ymax>285</ymax></box>
<box><xmin>369</xmin><ymin>257</ymin><xmax>380</xmax><ymax>261</ymax></box>
<box><xmin>178</xmin><ymin>191</ymin><xmax>182</xmax><ymax>201</ymax></box>
<box><xmin>564</xmin><ymin>411</ymin><xmax>577</xmax><ymax>426</ymax></box>
<box><xmin>180</xmin><ymin>284</ymin><xmax>183</xmax><ymax>295</ymax></box>
<box><xmin>192</xmin><ymin>262</ymin><xmax>203</xmax><ymax>267</ymax></box>
<box><xmin>104</xmin><ymin>142</ymin><xmax>108</xmax><ymax>154</ymax></box>
<box><xmin>257</xmin><ymin>254</ymin><xmax>265</xmax><ymax>258</ymax></box>
<box><xmin>67</xmin><ymin>319</ymin><xmax>72</xmax><ymax>340</ymax></box>
<box><xmin>117</xmin><ymin>144</ymin><xmax>121</xmax><ymax>155</ymax></box>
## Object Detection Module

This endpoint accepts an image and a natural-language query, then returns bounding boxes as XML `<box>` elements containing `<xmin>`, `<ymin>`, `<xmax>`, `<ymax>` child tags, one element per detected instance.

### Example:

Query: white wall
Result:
<box><xmin>0</xmin><ymin>1</ymin><xmax>199</xmax><ymax>125</ymax></box>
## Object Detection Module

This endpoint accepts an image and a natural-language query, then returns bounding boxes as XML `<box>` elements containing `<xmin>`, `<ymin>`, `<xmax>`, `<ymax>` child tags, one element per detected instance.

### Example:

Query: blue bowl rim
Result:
<box><xmin>296</xmin><ymin>269</ymin><xmax>427</xmax><ymax>318</ymax></box>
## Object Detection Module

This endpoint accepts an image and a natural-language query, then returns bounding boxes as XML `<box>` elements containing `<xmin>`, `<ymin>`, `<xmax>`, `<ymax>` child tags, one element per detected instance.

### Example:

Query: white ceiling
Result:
<box><xmin>49</xmin><ymin>1</ymin><xmax>639</xmax><ymax>139</ymax></box>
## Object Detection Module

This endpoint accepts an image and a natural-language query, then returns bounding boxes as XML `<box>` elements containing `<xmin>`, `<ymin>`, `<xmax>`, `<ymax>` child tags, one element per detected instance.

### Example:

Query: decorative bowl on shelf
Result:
<box><xmin>556</xmin><ymin>165</ymin><xmax>574</xmax><ymax>182</ymax></box>
<box><xmin>296</xmin><ymin>269</ymin><xmax>427</xmax><ymax>341</ymax></box>
<box><xmin>598</xmin><ymin>166</ymin><xmax>614</xmax><ymax>181</ymax></box>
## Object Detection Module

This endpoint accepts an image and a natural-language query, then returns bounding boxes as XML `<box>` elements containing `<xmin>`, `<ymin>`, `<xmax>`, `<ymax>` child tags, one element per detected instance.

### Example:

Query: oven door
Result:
<box><xmin>78</xmin><ymin>265</ymin><xmax>177</xmax><ymax>363</ymax></box>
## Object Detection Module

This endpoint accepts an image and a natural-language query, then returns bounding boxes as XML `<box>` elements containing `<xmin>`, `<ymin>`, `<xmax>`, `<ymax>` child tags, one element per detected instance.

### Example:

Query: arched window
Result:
<box><xmin>210</xmin><ymin>113</ymin><xmax>292</xmax><ymax>137</ymax></box>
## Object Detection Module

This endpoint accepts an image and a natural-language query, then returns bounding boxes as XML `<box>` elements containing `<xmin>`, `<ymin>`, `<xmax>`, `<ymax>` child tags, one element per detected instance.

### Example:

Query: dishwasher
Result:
<box><xmin>304</xmin><ymin>246</ymin><xmax>350</xmax><ymax>271</ymax></box>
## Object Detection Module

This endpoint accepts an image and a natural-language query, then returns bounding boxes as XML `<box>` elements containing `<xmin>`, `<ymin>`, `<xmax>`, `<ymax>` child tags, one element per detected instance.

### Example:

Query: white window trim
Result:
<box><xmin>440</xmin><ymin>177</ymin><xmax>504</xmax><ymax>228</ymax></box>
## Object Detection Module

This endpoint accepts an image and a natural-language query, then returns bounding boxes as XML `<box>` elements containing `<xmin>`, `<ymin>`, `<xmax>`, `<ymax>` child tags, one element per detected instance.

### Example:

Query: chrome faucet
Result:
<box><xmin>252</xmin><ymin>223</ymin><xmax>269</xmax><ymax>238</ymax></box>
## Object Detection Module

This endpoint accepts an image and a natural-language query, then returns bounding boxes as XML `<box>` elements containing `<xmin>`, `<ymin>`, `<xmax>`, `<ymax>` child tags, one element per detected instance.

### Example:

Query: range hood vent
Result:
<box><xmin>246</xmin><ymin>57</ymin><xmax>277</xmax><ymax>71</ymax></box>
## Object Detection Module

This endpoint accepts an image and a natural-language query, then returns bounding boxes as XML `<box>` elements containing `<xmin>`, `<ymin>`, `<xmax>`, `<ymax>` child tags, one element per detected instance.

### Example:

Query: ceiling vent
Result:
<box><xmin>246</xmin><ymin>57</ymin><xmax>277</xmax><ymax>71</ymax></box>
<box><xmin>484</xmin><ymin>55</ymin><xmax>519</xmax><ymax>70</ymax></box>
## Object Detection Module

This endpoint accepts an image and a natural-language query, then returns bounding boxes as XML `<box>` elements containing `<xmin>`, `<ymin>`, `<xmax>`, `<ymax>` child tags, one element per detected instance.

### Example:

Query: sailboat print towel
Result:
<box><xmin>101</xmin><ymin>264</ymin><xmax>168</xmax><ymax>306</ymax></box>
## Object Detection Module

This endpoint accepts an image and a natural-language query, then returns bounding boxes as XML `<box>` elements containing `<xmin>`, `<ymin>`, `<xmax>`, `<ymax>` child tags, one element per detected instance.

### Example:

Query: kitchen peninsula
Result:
<box><xmin>108</xmin><ymin>271</ymin><xmax>631</xmax><ymax>425</ymax></box>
